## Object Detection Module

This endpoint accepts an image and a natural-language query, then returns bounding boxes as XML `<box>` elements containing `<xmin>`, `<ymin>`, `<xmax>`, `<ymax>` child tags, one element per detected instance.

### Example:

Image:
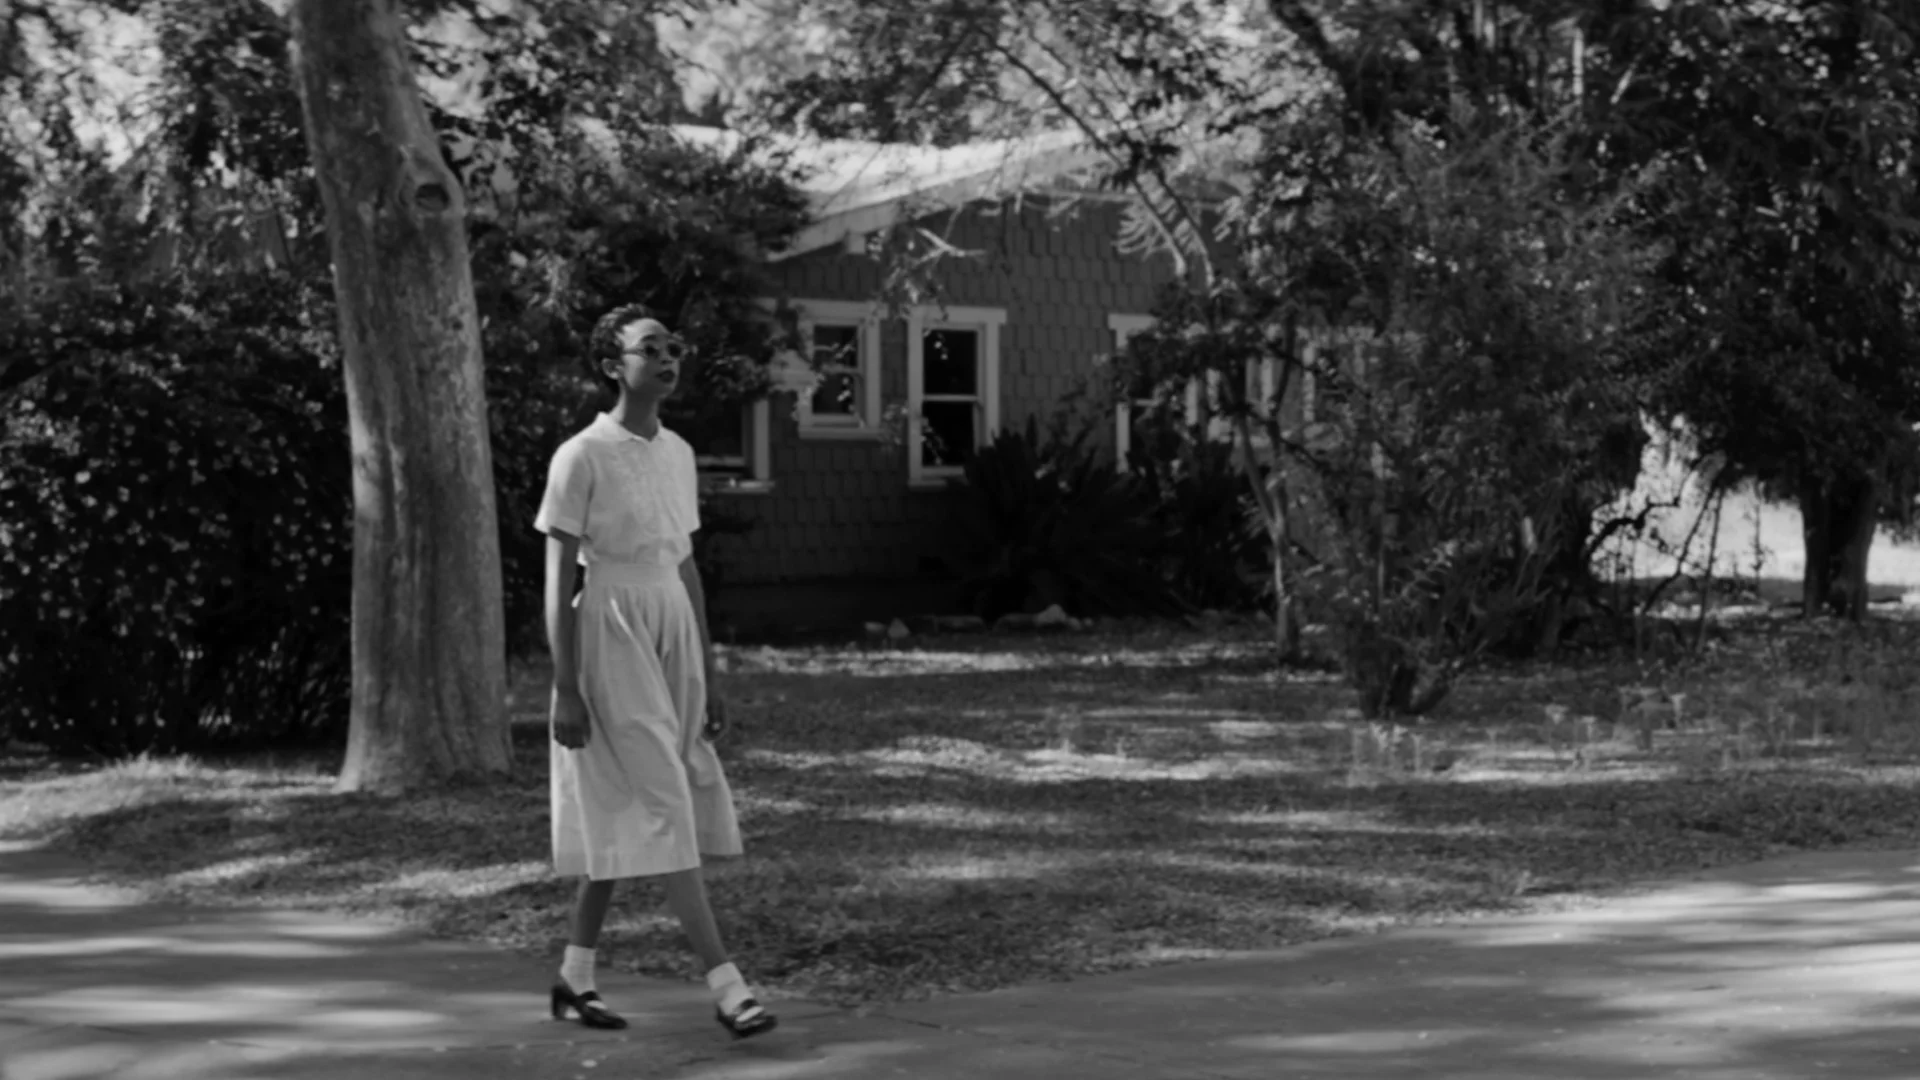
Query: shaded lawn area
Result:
<box><xmin>7</xmin><ymin>620</ymin><xmax>1920</xmax><ymax>1006</ymax></box>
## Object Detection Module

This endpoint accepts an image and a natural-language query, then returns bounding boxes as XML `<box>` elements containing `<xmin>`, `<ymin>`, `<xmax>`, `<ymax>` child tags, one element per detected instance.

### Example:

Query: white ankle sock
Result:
<box><xmin>705</xmin><ymin>962</ymin><xmax>751</xmax><ymax>1013</ymax></box>
<box><xmin>561</xmin><ymin>945</ymin><xmax>597</xmax><ymax>994</ymax></box>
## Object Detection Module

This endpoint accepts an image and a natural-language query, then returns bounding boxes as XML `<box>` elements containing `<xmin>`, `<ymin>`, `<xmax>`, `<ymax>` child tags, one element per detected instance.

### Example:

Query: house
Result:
<box><xmin>657</xmin><ymin>126</ymin><xmax>1191</xmax><ymax>633</ymax></box>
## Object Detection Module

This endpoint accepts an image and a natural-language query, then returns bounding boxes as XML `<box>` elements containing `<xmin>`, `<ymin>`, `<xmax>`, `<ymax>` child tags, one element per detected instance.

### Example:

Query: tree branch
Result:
<box><xmin>990</xmin><ymin>34</ymin><xmax>1214</xmax><ymax>284</ymax></box>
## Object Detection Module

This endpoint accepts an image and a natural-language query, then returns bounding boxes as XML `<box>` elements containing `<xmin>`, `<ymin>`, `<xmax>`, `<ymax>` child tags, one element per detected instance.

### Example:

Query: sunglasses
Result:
<box><xmin>626</xmin><ymin>338</ymin><xmax>689</xmax><ymax>363</ymax></box>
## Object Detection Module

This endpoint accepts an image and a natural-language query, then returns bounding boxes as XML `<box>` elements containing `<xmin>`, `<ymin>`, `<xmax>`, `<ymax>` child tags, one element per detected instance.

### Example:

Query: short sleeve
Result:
<box><xmin>534</xmin><ymin>439</ymin><xmax>592</xmax><ymax>538</ymax></box>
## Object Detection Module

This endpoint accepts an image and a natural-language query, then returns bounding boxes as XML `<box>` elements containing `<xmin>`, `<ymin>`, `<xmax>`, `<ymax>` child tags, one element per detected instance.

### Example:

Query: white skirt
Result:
<box><xmin>552</xmin><ymin>560</ymin><xmax>741</xmax><ymax>880</ymax></box>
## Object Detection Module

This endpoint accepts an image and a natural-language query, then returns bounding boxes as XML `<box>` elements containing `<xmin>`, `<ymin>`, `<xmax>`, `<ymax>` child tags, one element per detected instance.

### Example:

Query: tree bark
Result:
<box><xmin>1265</xmin><ymin>468</ymin><xmax>1300</xmax><ymax>661</ymax></box>
<box><xmin>289</xmin><ymin>0</ymin><xmax>511</xmax><ymax>793</ymax></box>
<box><xmin>1799</xmin><ymin>469</ymin><xmax>1877</xmax><ymax>621</ymax></box>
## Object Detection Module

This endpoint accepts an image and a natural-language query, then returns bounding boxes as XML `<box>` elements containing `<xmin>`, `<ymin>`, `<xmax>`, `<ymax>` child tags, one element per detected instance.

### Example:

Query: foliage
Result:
<box><xmin>5</xmin><ymin>0</ymin><xmax>813</xmax><ymax>664</ymax></box>
<box><xmin>0</xmin><ymin>272</ymin><xmax>352</xmax><ymax>755</ymax></box>
<box><xmin>755</xmin><ymin>0</ymin><xmax>1920</xmax><ymax>633</ymax></box>
<box><xmin>1123</xmin><ymin>111</ymin><xmax>1659</xmax><ymax>715</ymax></box>
<box><xmin>743</xmin><ymin>0</ymin><xmax>1272</xmax><ymax>279</ymax></box>
<box><xmin>954</xmin><ymin>414</ymin><xmax>1179</xmax><ymax>620</ymax></box>
<box><xmin>1585</xmin><ymin>0</ymin><xmax>1920</xmax><ymax>618</ymax></box>
<box><xmin>1265</xmin><ymin>0</ymin><xmax>1593</xmax><ymax>138</ymax></box>
<box><xmin>1265</xmin><ymin>1</ymin><xmax>1920</xmax><ymax>620</ymax></box>
<box><xmin>1124</xmin><ymin>426</ymin><xmax>1267</xmax><ymax>613</ymax></box>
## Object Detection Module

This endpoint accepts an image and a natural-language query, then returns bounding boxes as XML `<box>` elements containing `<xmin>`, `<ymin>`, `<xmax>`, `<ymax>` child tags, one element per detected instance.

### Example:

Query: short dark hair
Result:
<box><xmin>584</xmin><ymin>303</ymin><xmax>659</xmax><ymax>394</ymax></box>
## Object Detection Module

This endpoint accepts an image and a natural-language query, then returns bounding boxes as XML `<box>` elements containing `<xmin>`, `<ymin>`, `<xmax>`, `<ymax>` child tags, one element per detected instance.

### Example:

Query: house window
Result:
<box><xmin>1108</xmin><ymin>314</ymin><xmax>1154</xmax><ymax>463</ymax></box>
<box><xmin>790</xmin><ymin>299</ymin><xmax>883</xmax><ymax>439</ymax></box>
<box><xmin>1204</xmin><ymin>362</ymin><xmax>1276</xmax><ymax>463</ymax></box>
<box><xmin>907</xmin><ymin>305</ymin><xmax>1005</xmax><ymax>488</ymax></box>
<box><xmin>686</xmin><ymin>401</ymin><xmax>774</xmax><ymax>494</ymax></box>
<box><xmin>1107</xmin><ymin>313</ymin><xmax>1202</xmax><ymax>467</ymax></box>
<box><xmin>1298</xmin><ymin>326</ymin><xmax>1411</xmax><ymax>422</ymax></box>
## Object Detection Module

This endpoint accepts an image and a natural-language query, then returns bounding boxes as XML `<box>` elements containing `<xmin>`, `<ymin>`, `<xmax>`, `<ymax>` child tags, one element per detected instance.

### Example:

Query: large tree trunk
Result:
<box><xmin>289</xmin><ymin>0</ymin><xmax>511</xmax><ymax>793</ymax></box>
<box><xmin>1798</xmin><ymin>469</ymin><xmax>1877</xmax><ymax>621</ymax></box>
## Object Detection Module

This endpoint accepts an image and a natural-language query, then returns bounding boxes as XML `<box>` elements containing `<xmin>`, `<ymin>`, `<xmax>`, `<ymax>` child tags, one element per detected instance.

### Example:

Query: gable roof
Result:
<box><xmin>660</xmin><ymin>125</ymin><xmax>1111</xmax><ymax>260</ymax></box>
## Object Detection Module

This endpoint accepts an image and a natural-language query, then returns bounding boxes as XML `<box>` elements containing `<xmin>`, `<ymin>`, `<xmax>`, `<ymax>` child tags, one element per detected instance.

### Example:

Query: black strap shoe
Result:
<box><xmin>715</xmin><ymin>997</ymin><xmax>777</xmax><ymax>1039</ymax></box>
<box><xmin>551</xmin><ymin>981</ymin><xmax>629</xmax><ymax>1030</ymax></box>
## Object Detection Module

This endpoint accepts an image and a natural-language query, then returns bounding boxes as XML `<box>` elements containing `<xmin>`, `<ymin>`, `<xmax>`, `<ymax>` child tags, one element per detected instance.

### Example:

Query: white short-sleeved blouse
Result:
<box><xmin>534</xmin><ymin>413</ymin><xmax>701</xmax><ymax>567</ymax></box>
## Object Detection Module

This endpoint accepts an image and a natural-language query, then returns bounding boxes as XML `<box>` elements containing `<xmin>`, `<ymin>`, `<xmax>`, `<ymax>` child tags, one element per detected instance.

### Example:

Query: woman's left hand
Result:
<box><xmin>703</xmin><ymin>691</ymin><xmax>729</xmax><ymax>741</ymax></box>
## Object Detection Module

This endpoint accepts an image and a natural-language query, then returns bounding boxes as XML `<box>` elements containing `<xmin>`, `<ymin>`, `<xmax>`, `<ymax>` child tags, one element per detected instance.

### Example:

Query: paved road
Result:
<box><xmin>4</xmin><ymin>840</ymin><xmax>1919</xmax><ymax>1079</ymax></box>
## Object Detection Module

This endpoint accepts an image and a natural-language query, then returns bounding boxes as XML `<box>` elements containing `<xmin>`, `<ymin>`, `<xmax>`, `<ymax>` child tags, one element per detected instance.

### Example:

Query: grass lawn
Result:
<box><xmin>8</xmin><ymin>617</ymin><xmax>1920</xmax><ymax>1006</ymax></box>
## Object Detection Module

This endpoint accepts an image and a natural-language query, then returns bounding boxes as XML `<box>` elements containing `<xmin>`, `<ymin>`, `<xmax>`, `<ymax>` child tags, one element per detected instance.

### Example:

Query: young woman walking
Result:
<box><xmin>536</xmin><ymin>304</ymin><xmax>775</xmax><ymax>1040</ymax></box>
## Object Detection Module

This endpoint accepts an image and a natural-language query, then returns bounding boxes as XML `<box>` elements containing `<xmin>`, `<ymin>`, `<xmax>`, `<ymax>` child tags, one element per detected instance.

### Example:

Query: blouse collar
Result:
<box><xmin>592</xmin><ymin>412</ymin><xmax>666</xmax><ymax>444</ymax></box>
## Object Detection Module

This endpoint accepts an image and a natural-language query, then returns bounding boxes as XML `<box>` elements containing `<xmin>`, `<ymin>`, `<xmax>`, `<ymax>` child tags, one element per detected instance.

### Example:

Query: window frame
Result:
<box><xmin>693</xmin><ymin>400</ymin><xmax>774</xmax><ymax>495</ymax></box>
<box><xmin>1107</xmin><ymin>313</ymin><xmax>1202</xmax><ymax>468</ymax></box>
<box><xmin>1203</xmin><ymin>362</ymin><xmax>1276</xmax><ymax>462</ymax></box>
<box><xmin>906</xmin><ymin>304</ymin><xmax>1006</xmax><ymax>489</ymax></box>
<box><xmin>788</xmin><ymin>299</ymin><xmax>884</xmax><ymax>440</ymax></box>
<box><xmin>1108</xmin><ymin>314</ymin><xmax>1155</xmax><ymax>463</ymax></box>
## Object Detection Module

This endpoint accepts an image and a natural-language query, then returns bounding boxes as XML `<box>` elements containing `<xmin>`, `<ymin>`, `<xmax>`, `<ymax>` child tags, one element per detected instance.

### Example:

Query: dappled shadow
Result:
<box><xmin>872</xmin><ymin>849</ymin><xmax>1920</xmax><ymax>1079</ymax></box>
<box><xmin>10</xmin><ymin>837</ymin><xmax>1920</xmax><ymax>1079</ymax></box>
<box><xmin>25</xmin><ymin>680</ymin><xmax>1920</xmax><ymax>1013</ymax></box>
<box><xmin>17</xmin><ymin>621</ymin><xmax>1920</xmax><ymax>1021</ymax></box>
<box><xmin>0</xmin><ymin>841</ymin><xmax>841</xmax><ymax>1079</ymax></box>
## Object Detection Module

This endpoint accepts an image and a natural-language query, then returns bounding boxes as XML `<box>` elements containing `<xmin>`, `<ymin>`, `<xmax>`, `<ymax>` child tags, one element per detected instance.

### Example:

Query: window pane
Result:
<box><xmin>921</xmin><ymin>400</ymin><xmax>977</xmax><ymax>468</ymax></box>
<box><xmin>923</xmin><ymin>328</ymin><xmax>978</xmax><ymax>396</ymax></box>
<box><xmin>682</xmin><ymin>405</ymin><xmax>746</xmax><ymax>462</ymax></box>
<box><xmin>812</xmin><ymin>324</ymin><xmax>859</xmax><ymax>369</ymax></box>
<box><xmin>810</xmin><ymin>371</ymin><xmax>861</xmax><ymax>417</ymax></box>
<box><xmin>1126</xmin><ymin>411</ymin><xmax>1150</xmax><ymax>459</ymax></box>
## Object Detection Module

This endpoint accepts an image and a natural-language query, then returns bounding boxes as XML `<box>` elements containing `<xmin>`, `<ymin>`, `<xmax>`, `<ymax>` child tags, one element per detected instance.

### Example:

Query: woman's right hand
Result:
<box><xmin>551</xmin><ymin>687</ymin><xmax>590</xmax><ymax>750</ymax></box>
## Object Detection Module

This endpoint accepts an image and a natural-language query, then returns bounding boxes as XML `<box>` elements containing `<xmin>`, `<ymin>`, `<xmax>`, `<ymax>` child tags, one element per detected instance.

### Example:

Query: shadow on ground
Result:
<box><xmin>879</xmin><ymin>847</ymin><xmax>1920</xmax><ymax>1079</ymax></box>
<box><xmin>5</xmin><ymin>842</ymin><xmax>1920</xmax><ymax>1079</ymax></box>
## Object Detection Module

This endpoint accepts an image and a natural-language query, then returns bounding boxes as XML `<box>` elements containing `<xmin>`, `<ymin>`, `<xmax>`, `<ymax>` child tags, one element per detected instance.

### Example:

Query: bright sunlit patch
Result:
<box><xmin>167</xmin><ymin>853</ymin><xmax>313</xmax><ymax>888</ymax></box>
<box><xmin>848</xmin><ymin>802</ymin><xmax>1078</xmax><ymax>832</ymax></box>
<box><xmin>724</xmin><ymin>639</ymin><xmax>1276</xmax><ymax>679</ymax></box>
<box><xmin>731</xmin><ymin>648</ymin><xmax>1053</xmax><ymax>677</ymax></box>
<box><xmin>739</xmin><ymin>749</ymin><xmax>847</xmax><ymax>771</ymax></box>
<box><xmin>1206</xmin><ymin>718</ymin><xmax>1288</xmax><ymax>741</ymax></box>
<box><xmin>0</xmin><ymin>880</ymin><xmax>137</xmax><ymax>910</ymax></box>
<box><xmin>158</xmin><ymin>938</ymin><xmax>356</xmax><ymax>960</ymax></box>
<box><xmin>0</xmin><ymin>936</ymin><xmax>176</xmax><ymax>959</ymax></box>
<box><xmin>378</xmin><ymin>862</ymin><xmax>548</xmax><ymax>900</ymax></box>
<box><xmin>865</xmin><ymin>735</ymin><xmax>1005</xmax><ymax>768</ymax></box>
<box><xmin>1197</xmin><ymin>808</ymin><xmax>1388</xmax><ymax>829</ymax></box>
<box><xmin>1118</xmin><ymin>945</ymin><xmax>1228</xmax><ymax>964</ymax></box>
<box><xmin>734</xmin><ymin>794</ymin><xmax>817</xmax><ymax>815</ymax></box>
<box><xmin>1010</xmin><ymin>748</ymin><xmax>1294</xmax><ymax>783</ymax></box>
<box><xmin>896</xmin><ymin>851</ymin><xmax>1066</xmax><ymax>882</ymax></box>
<box><xmin>295</xmin><ymin>1007</ymin><xmax>450</xmax><ymax>1030</ymax></box>
<box><xmin>1075</xmin><ymin>706</ymin><xmax>1269</xmax><ymax>725</ymax></box>
<box><xmin>1228</xmin><ymin>1028</ymin><xmax>1489</xmax><ymax>1053</ymax></box>
<box><xmin>38</xmin><ymin>983</ymin><xmax>318</xmax><ymax>1024</ymax></box>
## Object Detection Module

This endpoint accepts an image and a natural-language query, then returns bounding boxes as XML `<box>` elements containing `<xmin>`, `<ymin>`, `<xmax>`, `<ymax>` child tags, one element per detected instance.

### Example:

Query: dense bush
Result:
<box><xmin>955</xmin><ymin>416</ymin><xmax>1180</xmax><ymax>619</ymax></box>
<box><xmin>1125</xmin><ymin>428</ymin><xmax>1266</xmax><ymax>613</ymax></box>
<box><xmin>0</xmin><ymin>274</ymin><xmax>353</xmax><ymax>755</ymax></box>
<box><xmin>0</xmin><ymin>268</ymin><xmax>766</xmax><ymax>753</ymax></box>
<box><xmin>1</xmin><ymin>2</ymin><xmax>802</xmax><ymax>755</ymax></box>
<box><xmin>1258</xmin><ymin>120</ymin><xmax>1656</xmax><ymax>716</ymax></box>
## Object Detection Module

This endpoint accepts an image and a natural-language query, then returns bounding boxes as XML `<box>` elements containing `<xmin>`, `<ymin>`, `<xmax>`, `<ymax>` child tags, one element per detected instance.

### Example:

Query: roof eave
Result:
<box><xmin>767</xmin><ymin>143</ymin><xmax>1111</xmax><ymax>262</ymax></box>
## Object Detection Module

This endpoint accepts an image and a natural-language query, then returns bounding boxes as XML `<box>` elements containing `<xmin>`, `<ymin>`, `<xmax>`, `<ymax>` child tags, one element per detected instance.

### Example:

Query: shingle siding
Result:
<box><xmin>706</xmin><ymin>196</ymin><xmax>1175</xmax><ymax>592</ymax></box>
